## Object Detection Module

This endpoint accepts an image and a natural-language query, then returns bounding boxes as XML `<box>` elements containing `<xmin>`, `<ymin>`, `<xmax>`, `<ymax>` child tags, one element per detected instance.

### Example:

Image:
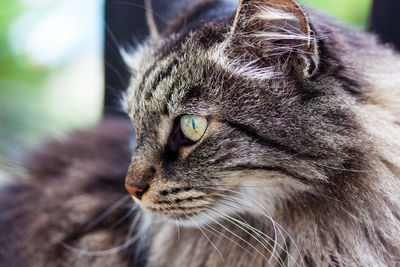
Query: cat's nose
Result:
<box><xmin>125</xmin><ymin>183</ymin><xmax>149</xmax><ymax>200</ymax></box>
<box><xmin>125</xmin><ymin>160</ymin><xmax>155</xmax><ymax>199</ymax></box>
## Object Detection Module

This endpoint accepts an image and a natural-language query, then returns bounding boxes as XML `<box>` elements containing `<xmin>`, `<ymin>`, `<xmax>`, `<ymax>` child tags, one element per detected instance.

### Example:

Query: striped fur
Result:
<box><xmin>1</xmin><ymin>0</ymin><xmax>399</xmax><ymax>266</ymax></box>
<box><xmin>125</xmin><ymin>0</ymin><xmax>400</xmax><ymax>266</ymax></box>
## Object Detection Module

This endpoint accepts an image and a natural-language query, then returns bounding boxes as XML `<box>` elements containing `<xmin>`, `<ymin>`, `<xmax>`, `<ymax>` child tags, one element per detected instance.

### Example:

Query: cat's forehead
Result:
<box><xmin>124</xmin><ymin>36</ymin><xmax>218</xmax><ymax>145</ymax></box>
<box><xmin>126</xmin><ymin>36</ymin><xmax>214</xmax><ymax>119</ymax></box>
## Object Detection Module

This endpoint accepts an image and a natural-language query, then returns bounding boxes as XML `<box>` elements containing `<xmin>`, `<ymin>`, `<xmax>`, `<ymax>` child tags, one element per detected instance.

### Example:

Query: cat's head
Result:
<box><xmin>123</xmin><ymin>0</ymin><xmax>366</xmax><ymax>224</ymax></box>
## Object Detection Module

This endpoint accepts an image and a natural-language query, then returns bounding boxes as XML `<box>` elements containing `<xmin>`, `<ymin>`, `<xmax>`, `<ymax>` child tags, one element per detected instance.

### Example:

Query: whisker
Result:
<box><xmin>218</xmin><ymin>197</ymin><xmax>298</xmax><ymax>267</ymax></box>
<box><xmin>211</xmin><ymin>188</ymin><xmax>304</xmax><ymax>267</ymax></box>
<box><xmin>111</xmin><ymin>205</ymin><xmax>138</xmax><ymax>229</ymax></box>
<box><xmin>306</xmin><ymin>190</ymin><xmax>348</xmax><ymax>204</ymax></box>
<box><xmin>106</xmin><ymin>85</ymin><xmax>126</xmax><ymax>94</ymax></box>
<box><xmin>185</xmin><ymin>214</ymin><xmax>224</xmax><ymax>262</ymax></box>
<box><xmin>200</xmin><ymin>212</ymin><xmax>271</xmax><ymax>263</ymax></box>
<box><xmin>221</xmin><ymin>189</ymin><xmax>280</xmax><ymax>262</ymax></box>
<box><xmin>105</xmin><ymin>62</ymin><xmax>128</xmax><ymax>86</ymax></box>
<box><xmin>59</xmin><ymin>233</ymin><xmax>139</xmax><ymax>256</ymax></box>
<box><xmin>216</xmin><ymin>197</ymin><xmax>295</xmax><ymax>265</ymax></box>
<box><xmin>276</xmin><ymin>149</ymin><xmax>308</xmax><ymax>161</ymax></box>
<box><xmin>115</xmin><ymin>1</ymin><xmax>169</xmax><ymax>24</ymax></box>
<box><xmin>200</xmin><ymin>220</ymin><xmax>256</xmax><ymax>259</ymax></box>
<box><xmin>215</xmin><ymin>203</ymin><xmax>300</xmax><ymax>267</ymax></box>
<box><xmin>316</xmin><ymin>164</ymin><xmax>376</xmax><ymax>173</ymax></box>
<box><xmin>84</xmin><ymin>195</ymin><xmax>131</xmax><ymax>232</ymax></box>
<box><xmin>223</xmin><ymin>189</ymin><xmax>305</xmax><ymax>267</ymax></box>
<box><xmin>193</xmin><ymin>184</ymin><xmax>276</xmax><ymax>188</ymax></box>
<box><xmin>174</xmin><ymin>215</ymin><xmax>181</xmax><ymax>243</ymax></box>
<box><xmin>127</xmin><ymin>209</ymin><xmax>142</xmax><ymax>241</ymax></box>
<box><xmin>207</xmin><ymin>207</ymin><xmax>285</xmax><ymax>267</ymax></box>
<box><xmin>104</xmin><ymin>22</ymin><xmax>124</xmax><ymax>55</ymax></box>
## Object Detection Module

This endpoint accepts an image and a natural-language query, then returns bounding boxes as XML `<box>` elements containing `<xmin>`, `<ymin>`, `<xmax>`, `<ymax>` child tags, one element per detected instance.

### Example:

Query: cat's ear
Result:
<box><xmin>226</xmin><ymin>0</ymin><xmax>319</xmax><ymax>78</ymax></box>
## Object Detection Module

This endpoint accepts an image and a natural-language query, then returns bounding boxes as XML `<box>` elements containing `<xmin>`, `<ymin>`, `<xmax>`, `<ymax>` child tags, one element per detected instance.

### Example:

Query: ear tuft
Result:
<box><xmin>226</xmin><ymin>0</ymin><xmax>319</xmax><ymax>79</ymax></box>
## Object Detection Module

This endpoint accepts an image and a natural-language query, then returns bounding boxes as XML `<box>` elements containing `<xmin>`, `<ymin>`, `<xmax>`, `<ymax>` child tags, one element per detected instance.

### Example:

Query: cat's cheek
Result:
<box><xmin>131</xmin><ymin>179</ymin><xmax>217</xmax><ymax>218</ymax></box>
<box><xmin>135</xmin><ymin>180</ymin><xmax>187</xmax><ymax>205</ymax></box>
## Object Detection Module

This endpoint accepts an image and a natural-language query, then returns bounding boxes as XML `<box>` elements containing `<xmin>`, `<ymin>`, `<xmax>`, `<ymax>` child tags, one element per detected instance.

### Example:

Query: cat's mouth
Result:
<box><xmin>132</xmin><ymin>184</ymin><xmax>216</xmax><ymax>220</ymax></box>
<box><xmin>147</xmin><ymin>204</ymin><xmax>208</xmax><ymax>218</ymax></box>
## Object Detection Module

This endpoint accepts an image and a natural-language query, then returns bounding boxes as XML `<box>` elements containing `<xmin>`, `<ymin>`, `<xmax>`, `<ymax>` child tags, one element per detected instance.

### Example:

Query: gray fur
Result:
<box><xmin>126</xmin><ymin>0</ymin><xmax>400</xmax><ymax>266</ymax></box>
<box><xmin>1</xmin><ymin>0</ymin><xmax>399</xmax><ymax>266</ymax></box>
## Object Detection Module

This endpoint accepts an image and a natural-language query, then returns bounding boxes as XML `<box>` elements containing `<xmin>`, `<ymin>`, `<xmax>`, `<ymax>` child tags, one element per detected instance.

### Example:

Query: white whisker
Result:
<box><xmin>209</xmin><ymin>188</ymin><xmax>304</xmax><ymax>267</ymax></box>
<box><xmin>223</xmin><ymin>188</ymin><xmax>305</xmax><ymax>267</ymax></box>
<box><xmin>84</xmin><ymin>195</ymin><xmax>131</xmax><ymax>232</ymax></box>
<box><xmin>316</xmin><ymin>164</ymin><xmax>376</xmax><ymax>173</ymax></box>
<box><xmin>213</xmin><ymin>189</ymin><xmax>280</xmax><ymax>262</ymax></box>
<box><xmin>59</xmin><ymin>233</ymin><xmax>139</xmax><ymax>257</ymax></box>
<box><xmin>207</xmin><ymin>207</ymin><xmax>285</xmax><ymax>267</ymax></box>
<box><xmin>111</xmin><ymin>205</ymin><xmax>139</xmax><ymax>229</ymax></box>
<box><xmin>216</xmin><ymin>198</ymin><xmax>298</xmax><ymax>266</ymax></box>
<box><xmin>185</xmin><ymin>214</ymin><xmax>224</xmax><ymax>262</ymax></box>
<box><xmin>200</xmin><ymin>220</ymin><xmax>256</xmax><ymax>258</ymax></box>
<box><xmin>127</xmin><ymin>209</ymin><xmax>142</xmax><ymax>241</ymax></box>
<box><xmin>174</xmin><ymin>215</ymin><xmax>181</xmax><ymax>243</ymax></box>
<box><xmin>200</xmin><ymin>212</ymin><xmax>271</xmax><ymax>263</ymax></box>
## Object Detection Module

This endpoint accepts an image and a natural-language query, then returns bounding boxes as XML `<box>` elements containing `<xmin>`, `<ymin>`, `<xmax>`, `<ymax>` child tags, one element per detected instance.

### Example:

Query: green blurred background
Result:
<box><xmin>0</xmin><ymin>0</ymin><xmax>372</xmax><ymax>178</ymax></box>
<box><xmin>0</xmin><ymin>0</ymin><xmax>103</xmax><ymax>171</ymax></box>
<box><xmin>301</xmin><ymin>0</ymin><xmax>372</xmax><ymax>26</ymax></box>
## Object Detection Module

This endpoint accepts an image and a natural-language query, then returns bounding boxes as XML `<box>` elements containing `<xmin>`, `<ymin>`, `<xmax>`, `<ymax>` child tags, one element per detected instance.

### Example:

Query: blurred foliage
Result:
<box><xmin>0</xmin><ymin>1</ymin><xmax>50</xmax><ymax>161</ymax></box>
<box><xmin>0</xmin><ymin>2</ymin><xmax>48</xmax><ymax>84</ymax></box>
<box><xmin>300</xmin><ymin>0</ymin><xmax>372</xmax><ymax>26</ymax></box>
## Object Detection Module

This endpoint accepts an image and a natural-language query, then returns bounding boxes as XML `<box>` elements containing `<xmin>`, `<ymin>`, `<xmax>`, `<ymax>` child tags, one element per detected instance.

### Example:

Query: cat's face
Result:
<box><xmin>124</xmin><ymin>0</ymin><xmax>363</xmax><ymax>224</ymax></box>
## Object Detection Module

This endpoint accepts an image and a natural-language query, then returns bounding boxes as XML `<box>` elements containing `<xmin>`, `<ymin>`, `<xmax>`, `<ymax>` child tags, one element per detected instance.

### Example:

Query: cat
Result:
<box><xmin>1</xmin><ymin>0</ymin><xmax>400</xmax><ymax>266</ymax></box>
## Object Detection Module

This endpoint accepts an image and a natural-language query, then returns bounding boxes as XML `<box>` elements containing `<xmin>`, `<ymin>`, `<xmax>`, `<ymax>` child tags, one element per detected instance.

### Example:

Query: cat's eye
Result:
<box><xmin>180</xmin><ymin>115</ymin><xmax>208</xmax><ymax>142</ymax></box>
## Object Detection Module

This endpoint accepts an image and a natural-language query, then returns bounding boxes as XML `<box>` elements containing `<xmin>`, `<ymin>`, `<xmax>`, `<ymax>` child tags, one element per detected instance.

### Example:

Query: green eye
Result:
<box><xmin>180</xmin><ymin>115</ymin><xmax>208</xmax><ymax>142</ymax></box>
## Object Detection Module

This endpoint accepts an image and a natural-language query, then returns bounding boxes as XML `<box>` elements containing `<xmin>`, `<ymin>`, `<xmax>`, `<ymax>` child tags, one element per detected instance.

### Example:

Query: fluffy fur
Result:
<box><xmin>1</xmin><ymin>0</ymin><xmax>400</xmax><ymax>266</ymax></box>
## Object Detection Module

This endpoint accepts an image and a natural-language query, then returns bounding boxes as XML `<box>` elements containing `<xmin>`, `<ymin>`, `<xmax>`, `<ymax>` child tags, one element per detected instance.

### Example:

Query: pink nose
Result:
<box><xmin>125</xmin><ymin>183</ymin><xmax>148</xmax><ymax>199</ymax></box>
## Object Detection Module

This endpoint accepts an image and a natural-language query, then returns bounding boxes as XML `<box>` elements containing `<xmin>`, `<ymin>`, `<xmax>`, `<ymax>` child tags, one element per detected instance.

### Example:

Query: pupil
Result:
<box><xmin>192</xmin><ymin>119</ymin><xmax>196</xmax><ymax>130</ymax></box>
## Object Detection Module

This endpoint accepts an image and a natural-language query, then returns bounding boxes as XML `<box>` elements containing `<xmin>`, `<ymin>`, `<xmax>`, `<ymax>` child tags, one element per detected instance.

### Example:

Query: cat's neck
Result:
<box><xmin>145</xmin><ymin>173</ymin><xmax>400</xmax><ymax>267</ymax></box>
<box><xmin>147</xmin><ymin>213</ymin><xmax>288</xmax><ymax>267</ymax></box>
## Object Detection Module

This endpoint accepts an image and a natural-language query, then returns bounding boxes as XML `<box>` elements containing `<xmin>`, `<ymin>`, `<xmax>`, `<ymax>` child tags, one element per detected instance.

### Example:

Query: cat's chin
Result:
<box><xmin>140</xmin><ymin>200</ymin><xmax>247</xmax><ymax>228</ymax></box>
<box><xmin>135</xmin><ymin>200</ymin><xmax>222</xmax><ymax>228</ymax></box>
<box><xmin>134</xmin><ymin>199</ymin><xmax>211</xmax><ymax>227</ymax></box>
<box><xmin>138</xmin><ymin>208</ymin><xmax>203</xmax><ymax>227</ymax></box>
<box><xmin>132</xmin><ymin>182</ymin><xmax>282</xmax><ymax>228</ymax></box>
<box><xmin>158</xmin><ymin>212</ymin><xmax>221</xmax><ymax>228</ymax></box>
<box><xmin>142</xmin><ymin>208</ymin><xmax>211</xmax><ymax>227</ymax></box>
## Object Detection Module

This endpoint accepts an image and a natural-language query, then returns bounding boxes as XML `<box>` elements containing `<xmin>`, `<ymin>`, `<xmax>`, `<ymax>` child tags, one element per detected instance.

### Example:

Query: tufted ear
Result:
<box><xmin>226</xmin><ymin>0</ymin><xmax>319</xmax><ymax>78</ymax></box>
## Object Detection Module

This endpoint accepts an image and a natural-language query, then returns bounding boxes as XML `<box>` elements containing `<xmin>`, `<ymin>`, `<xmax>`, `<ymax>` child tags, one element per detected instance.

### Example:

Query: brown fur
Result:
<box><xmin>0</xmin><ymin>120</ymin><xmax>141</xmax><ymax>266</ymax></box>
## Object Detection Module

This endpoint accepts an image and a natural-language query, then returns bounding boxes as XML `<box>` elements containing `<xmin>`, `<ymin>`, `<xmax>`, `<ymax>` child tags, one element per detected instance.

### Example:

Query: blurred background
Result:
<box><xmin>0</xmin><ymin>0</ymin><xmax>103</xmax><ymax>174</ymax></box>
<box><xmin>0</xmin><ymin>0</ymin><xmax>372</xmax><ymax>178</ymax></box>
